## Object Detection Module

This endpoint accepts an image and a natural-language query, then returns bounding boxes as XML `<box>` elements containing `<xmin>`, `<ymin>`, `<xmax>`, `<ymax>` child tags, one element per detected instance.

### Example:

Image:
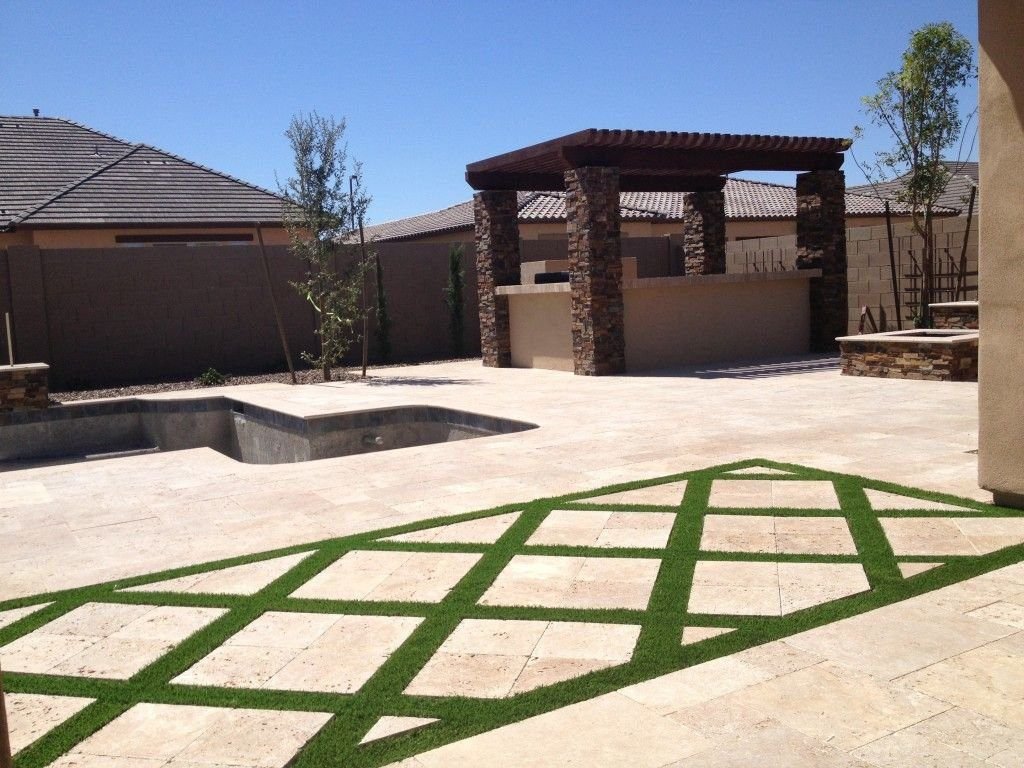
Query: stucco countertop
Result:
<box><xmin>496</xmin><ymin>269</ymin><xmax>822</xmax><ymax>296</ymax></box>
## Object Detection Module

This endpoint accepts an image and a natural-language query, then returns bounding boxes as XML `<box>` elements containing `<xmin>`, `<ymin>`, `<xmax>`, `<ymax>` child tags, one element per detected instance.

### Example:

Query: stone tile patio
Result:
<box><xmin>49</xmin><ymin>703</ymin><xmax>332</xmax><ymax>767</ymax></box>
<box><xmin>173</xmin><ymin>612</ymin><xmax>422</xmax><ymax>693</ymax></box>
<box><xmin>478</xmin><ymin>554</ymin><xmax>661</xmax><ymax>610</ymax></box>
<box><xmin>121</xmin><ymin>553</ymin><xmax>311</xmax><ymax>596</ymax></box>
<box><xmin>700</xmin><ymin>515</ymin><xmax>857</xmax><ymax>554</ymax></box>
<box><xmin>289</xmin><ymin>550</ymin><xmax>481</xmax><ymax>603</ymax></box>
<box><xmin>0</xmin><ymin>602</ymin><xmax>225</xmax><ymax>678</ymax></box>
<box><xmin>708</xmin><ymin>480</ymin><xmax>841</xmax><ymax>509</ymax></box>
<box><xmin>577</xmin><ymin>480</ymin><xmax>689</xmax><ymax>506</ymax></box>
<box><xmin>382</xmin><ymin>512</ymin><xmax>521</xmax><ymax>544</ymax></box>
<box><xmin>405</xmin><ymin>618</ymin><xmax>640</xmax><ymax>698</ymax></box>
<box><xmin>881</xmin><ymin>517</ymin><xmax>1024</xmax><ymax>556</ymax></box>
<box><xmin>2</xmin><ymin>357</ymin><xmax>1022</xmax><ymax>766</ymax></box>
<box><xmin>527</xmin><ymin>509</ymin><xmax>676</xmax><ymax>549</ymax></box>
<box><xmin>688</xmin><ymin>561</ymin><xmax>871</xmax><ymax>616</ymax></box>
<box><xmin>5</xmin><ymin>693</ymin><xmax>94</xmax><ymax>754</ymax></box>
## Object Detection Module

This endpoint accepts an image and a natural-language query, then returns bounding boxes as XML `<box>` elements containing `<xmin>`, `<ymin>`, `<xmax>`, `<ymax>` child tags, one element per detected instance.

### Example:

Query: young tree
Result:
<box><xmin>280</xmin><ymin>113</ymin><xmax>370</xmax><ymax>381</ymax></box>
<box><xmin>444</xmin><ymin>244</ymin><xmax>465</xmax><ymax>356</ymax></box>
<box><xmin>855</xmin><ymin>21</ymin><xmax>976</xmax><ymax>325</ymax></box>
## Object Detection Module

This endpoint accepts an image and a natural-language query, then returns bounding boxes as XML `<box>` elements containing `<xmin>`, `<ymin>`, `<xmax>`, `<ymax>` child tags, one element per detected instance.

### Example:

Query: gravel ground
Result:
<box><xmin>52</xmin><ymin>359</ymin><xmax>478</xmax><ymax>403</ymax></box>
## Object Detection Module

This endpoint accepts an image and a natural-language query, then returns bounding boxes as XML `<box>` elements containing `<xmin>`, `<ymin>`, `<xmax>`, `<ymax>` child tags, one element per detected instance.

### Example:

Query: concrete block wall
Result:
<box><xmin>726</xmin><ymin>216</ymin><xmax>978</xmax><ymax>334</ymax></box>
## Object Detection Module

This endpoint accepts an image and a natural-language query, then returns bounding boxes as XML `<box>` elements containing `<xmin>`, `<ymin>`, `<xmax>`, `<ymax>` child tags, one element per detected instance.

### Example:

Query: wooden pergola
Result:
<box><xmin>466</xmin><ymin>129</ymin><xmax>852</xmax><ymax>374</ymax></box>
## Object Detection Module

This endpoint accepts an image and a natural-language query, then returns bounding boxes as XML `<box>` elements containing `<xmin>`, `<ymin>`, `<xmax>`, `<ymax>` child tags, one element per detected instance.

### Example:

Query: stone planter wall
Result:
<box><xmin>839</xmin><ymin>338</ymin><xmax>977</xmax><ymax>381</ymax></box>
<box><xmin>931</xmin><ymin>302</ymin><xmax>979</xmax><ymax>329</ymax></box>
<box><xmin>0</xmin><ymin>363</ymin><xmax>49</xmax><ymax>411</ymax></box>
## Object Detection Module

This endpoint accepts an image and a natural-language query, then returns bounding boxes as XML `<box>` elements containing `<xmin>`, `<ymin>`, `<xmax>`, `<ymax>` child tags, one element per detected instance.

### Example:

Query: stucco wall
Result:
<box><xmin>978</xmin><ymin>0</ymin><xmax>1024</xmax><ymax>505</ymax></box>
<box><xmin>0</xmin><ymin>225</ymin><xmax>290</xmax><ymax>249</ymax></box>
<box><xmin>623</xmin><ymin>275</ymin><xmax>811</xmax><ymax>371</ymax></box>
<box><xmin>508</xmin><ymin>290</ymin><xmax>573</xmax><ymax>371</ymax></box>
<box><xmin>503</xmin><ymin>273</ymin><xmax>812</xmax><ymax>374</ymax></box>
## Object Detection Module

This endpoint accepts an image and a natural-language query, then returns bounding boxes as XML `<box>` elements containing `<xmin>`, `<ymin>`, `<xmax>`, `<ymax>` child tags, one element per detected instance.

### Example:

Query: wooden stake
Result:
<box><xmin>956</xmin><ymin>185</ymin><xmax>977</xmax><ymax>301</ymax></box>
<box><xmin>3</xmin><ymin>312</ymin><xmax>13</xmax><ymax>367</ymax></box>
<box><xmin>884</xmin><ymin>202</ymin><xmax>902</xmax><ymax>330</ymax></box>
<box><xmin>255</xmin><ymin>224</ymin><xmax>297</xmax><ymax>384</ymax></box>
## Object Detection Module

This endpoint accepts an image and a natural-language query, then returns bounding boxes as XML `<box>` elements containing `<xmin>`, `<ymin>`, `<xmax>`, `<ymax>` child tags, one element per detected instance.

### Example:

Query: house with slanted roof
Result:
<box><xmin>0</xmin><ymin>114</ymin><xmax>288</xmax><ymax>249</ymax></box>
<box><xmin>847</xmin><ymin>160</ymin><xmax>980</xmax><ymax>215</ymax></box>
<box><xmin>362</xmin><ymin>178</ymin><xmax>958</xmax><ymax>246</ymax></box>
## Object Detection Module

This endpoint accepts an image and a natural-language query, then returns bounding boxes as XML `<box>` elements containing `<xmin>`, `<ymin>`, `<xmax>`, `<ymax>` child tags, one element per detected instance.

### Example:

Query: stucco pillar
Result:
<box><xmin>796</xmin><ymin>169</ymin><xmax>847</xmax><ymax>351</ymax></box>
<box><xmin>978</xmin><ymin>0</ymin><xmax>1024</xmax><ymax>507</ymax></box>
<box><xmin>682</xmin><ymin>189</ymin><xmax>726</xmax><ymax>274</ymax></box>
<box><xmin>565</xmin><ymin>166</ymin><xmax>625</xmax><ymax>375</ymax></box>
<box><xmin>473</xmin><ymin>190</ymin><xmax>520</xmax><ymax>367</ymax></box>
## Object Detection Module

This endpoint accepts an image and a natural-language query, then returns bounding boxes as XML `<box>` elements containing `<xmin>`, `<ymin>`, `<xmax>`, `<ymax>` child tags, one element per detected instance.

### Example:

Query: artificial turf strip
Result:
<box><xmin>0</xmin><ymin>458</ymin><xmax>1021</xmax><ymax>767</ymax></box>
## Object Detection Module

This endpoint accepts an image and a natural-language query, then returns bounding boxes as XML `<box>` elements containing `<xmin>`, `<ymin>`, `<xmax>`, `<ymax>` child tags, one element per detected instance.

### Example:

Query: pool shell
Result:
<box><xmin>836</xmin><ymin>328</ymin><xmax>979</xmax><ymax>381</ymax></box>
<box><xmin>0</xmin><ymin>397</ymin><xmax>538</xmax><ymax>466</ymax></box>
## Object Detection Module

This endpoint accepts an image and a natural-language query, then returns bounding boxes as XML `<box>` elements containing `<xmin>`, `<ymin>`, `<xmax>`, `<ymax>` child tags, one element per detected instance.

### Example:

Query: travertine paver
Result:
<box><xmin>687</xmin><ymin>561</ymin><xmax>869</xmax><ymax>616</ymax></box>
<box><xmin>479</xmin><ymin>555</ymin><xmax>661</xmax><ymax>610</ymax></box>
<box><xmin>0</xmin><ymin>602</ymin><xmax>226</xmax><ymax>678</ymax></box>
<box><xmin>681</xmin><ymin>626</ymin><xmax>735</xmax><ymax>645</ymax></box>
<box><xmin>290</xmin><ymin>550</ymin><xmax>481</xmax><ymax>603</ymax></box>
<box><xmin>121</xmin><ymin>552</ymin><xmax>311</xmax><ymax>595</ymax></box>
<box><xmin>382</xmin><ymin>512</ymin><xmax>520</xmax><ymax>544</ymax></box>
<box><xmin>900</xmin><ymin>632</ymin><xmax>1024</xmax><ymax>728</ymax></box>
<box><xmin>405</xmin><ymin>618</ymin><xmax>640</xmax><ymax>698</ymax></box>
<box><xmin>700</xmin><ymin>515</ymin><xmax>856</xmax><ymax>554</ymax></box>
<box><xmin>360</xmin><ymin>715</ymin><xmax>439</xmax><ymax>744</ymax></box>
<box><xmin>578</xmin><ymin>480</ymin><xmax>688</xmax><ymax>506</ymax></box>
<box><xmin>0</xmin><ymin>602</ymin><xmax>51</xmax><ymax>629</ymax></box>
<box><xmin>865</xmin><ymin>488</ymin><xmax>976</xmax><ymax>512</ymax></box>
<box><xmin>723</xmin><ymin>466</ymin><xmax>796</xmax><ymax>476</ymax></box>
<box><xmin>49</xmin><ymin>702</ymin><xmax>332</xmax><ymax>767</ymax></box>
<box><xmin>731</xmin><ymin>662</ymin><xmax>950</xmax><ymax>750</ymax></box>
<box><xmin>173</xmin><ymin>611</ymin><xmax>422</xmax><ymax>693</ymax></box>
<box><xmin>708</xmin><ymin>480</ymin><xmax>840</xmax><ymax>509</ymax></box>
<box><xmin>5</xmin><ymin>692</ymin><xmax>94</xmax><ymax>755</ymax></box>
<box><xmin>0</xmin><ymin>481</ymin><xmax>51</xmax><ymax>508</ymax></box>
<box><xmin>851</xmin><ymin>706</ymin><xmax>1024</xmax><ymax>767</ymax></box>
<box><xmin>898</xmin><ymin>561</ymin><xmax>943</xmax><ymax>578</ymax></box>
<box><xmin>881</xmin><ymin>517</ymin><xmax>1024</xmax><ymax>556</ymax></box>
<box><xmin>527</xmin><ymin>510</ymin><xmax>676</xmax><ymax>549</ymax></box>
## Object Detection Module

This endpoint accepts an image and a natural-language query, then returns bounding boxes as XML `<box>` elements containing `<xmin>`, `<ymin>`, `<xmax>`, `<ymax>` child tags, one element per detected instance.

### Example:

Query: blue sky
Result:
<box><xmin>4</xmin><ymin>0</ymin><xmax>978</xmax><ymax>224</ymax></box>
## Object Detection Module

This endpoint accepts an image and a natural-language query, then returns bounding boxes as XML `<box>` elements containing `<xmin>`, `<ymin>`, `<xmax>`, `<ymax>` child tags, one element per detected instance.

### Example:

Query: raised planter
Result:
<box><xmin>837</xmin><ymin>329</ymin><xmax>978</xmax><ymax>381</ymax></box>
<box><xmin>930</xmin><ymin>300</ymin><xmax>979</xmax><ymax>329</ymax></box>
<box><xmin>0</xmin><ymin>363</ymin><xmax>49</xmax><ymax>412</ymax></box>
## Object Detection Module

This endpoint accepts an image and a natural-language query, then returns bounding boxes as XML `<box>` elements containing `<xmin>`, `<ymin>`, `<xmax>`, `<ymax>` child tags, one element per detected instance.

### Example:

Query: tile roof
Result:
<box><xmin>364</xmin><ymin>178</ymin><xmax>957</xmax><ymax>242</ymax></box>
<box><xmin>0</xmin><ymin>116</ymin><xmax>285</xmax><ymax>229</ymax></box>
<box><xmin>847</xmin><ymin>161</ymin><xmax>979</xmax><ymax>214</ymax></box>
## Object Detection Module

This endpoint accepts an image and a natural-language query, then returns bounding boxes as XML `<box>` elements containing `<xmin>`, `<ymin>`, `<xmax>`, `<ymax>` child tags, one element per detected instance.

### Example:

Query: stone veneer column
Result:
<box><xmin>474</xmin><ymin>190</ymin><xmax>521</xmax><ymax>367</ymax></box>
<box><xmin>565</xmin><ymin>166</ymin><xmax>625</xmax><ymax>375</ymax></box>
<box><xmin>796</xmin><ymin>169</ymin><xmax>848</xmax><ymax>351</ymax></box>
<box><xmin>682</xmin><ymin>189</ymin><xmax>726</xmax><ymax>274</ymax></box>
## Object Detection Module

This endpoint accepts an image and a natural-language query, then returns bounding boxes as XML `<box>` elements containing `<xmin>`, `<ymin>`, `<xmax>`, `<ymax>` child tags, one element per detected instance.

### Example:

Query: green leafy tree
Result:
<box><xmin>280</xmin><ymin>112</ymin><xmax>370</xmax><ymax>381</ymax></box>
<box><xmin>444</xmin><ymin>244</ymin><xmax>465</xmax><ymax>356</ymax></box>
<box><xmin>855</xmin><ymin>21</ymin><xmax>976</xmax><ymax>324</ymax></box>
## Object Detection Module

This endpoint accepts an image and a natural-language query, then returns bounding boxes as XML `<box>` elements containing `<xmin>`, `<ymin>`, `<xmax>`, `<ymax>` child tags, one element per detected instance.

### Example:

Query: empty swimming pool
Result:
<box><xmin>0</xmin><ymin>397</ymin><xmax>537</xmax><ymax>466</ymax></box>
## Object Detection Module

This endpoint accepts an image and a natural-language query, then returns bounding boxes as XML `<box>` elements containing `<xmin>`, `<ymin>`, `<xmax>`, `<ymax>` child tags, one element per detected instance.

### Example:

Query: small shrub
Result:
<box><xmin>196</xmin><ymin>367</ymin><xmax>226</xmax><ymax>387</ymax></box>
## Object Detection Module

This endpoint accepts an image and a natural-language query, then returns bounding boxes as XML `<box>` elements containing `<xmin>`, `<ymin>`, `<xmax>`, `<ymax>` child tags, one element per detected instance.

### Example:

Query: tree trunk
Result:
<box><xmin>922</xmin><ymin>206</ymin><xmax>934</xmax><ymax>327</ymax></box>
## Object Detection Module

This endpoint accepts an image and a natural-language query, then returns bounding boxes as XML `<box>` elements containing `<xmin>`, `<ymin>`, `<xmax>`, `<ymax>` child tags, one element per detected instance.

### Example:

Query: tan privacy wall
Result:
<box><xmin>0</xmin><ymin>242</ymin><xmax>480</xmax><ymax>388</ymax></box>
<box><xmin>623</xmin><ymin>274</ymin><xmax>811</xmax><ymax>371</ymax></box>
<box><xmin>978</xmin><ymin>0</ymin><xmax>1024</xmax><ymax>505</ymax></box>
<box><xmin>508</xmin><ymin>289</ymin><xmax>573</xmax><ymax>371</ymax></box>
<box><xmin>726</xmin><ymin>216</ymin><xmax>977</xmax><ymax>334</ymax></box>
<box><xmin>502</xmin><ymin>273</ymin><xmax>812</xmax><ymax>373</ymax></box>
